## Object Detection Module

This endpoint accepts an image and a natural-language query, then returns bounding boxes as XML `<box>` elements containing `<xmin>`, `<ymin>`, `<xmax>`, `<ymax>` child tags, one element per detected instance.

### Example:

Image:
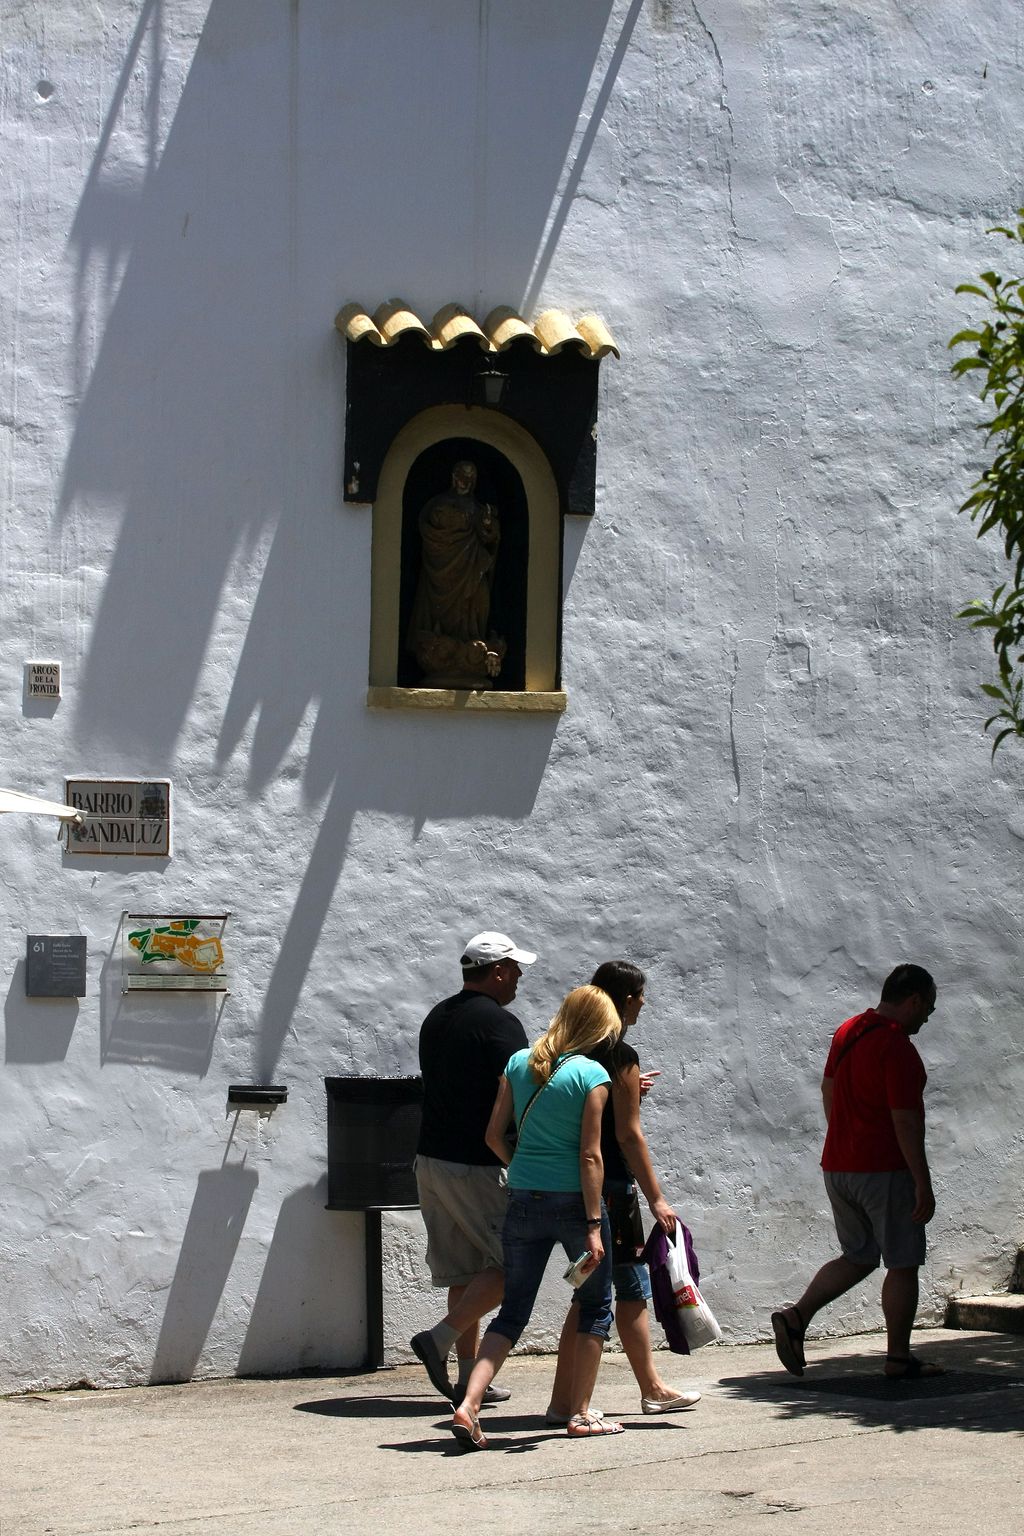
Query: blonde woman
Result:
<box><xmin>451</xmin><ymin>986</ymin><xmax>624</xmax><ymax>1450</ymax></box>
<box><xmin>546</xmin><ymin>961</ymin><xmax>700</xmax><ymax>1420</ymax></box>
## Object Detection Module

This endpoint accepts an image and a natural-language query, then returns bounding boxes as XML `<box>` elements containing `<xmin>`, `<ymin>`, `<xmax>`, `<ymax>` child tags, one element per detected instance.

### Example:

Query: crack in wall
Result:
<box><xmin>690</xmin><ymin>0</ymin><xmax>736</xmax><ymax>236</ymax></box>
<box><xmin>729</xmin><ymin>646</ymin><xmax>741</xmax><ymax>801</ymax></box>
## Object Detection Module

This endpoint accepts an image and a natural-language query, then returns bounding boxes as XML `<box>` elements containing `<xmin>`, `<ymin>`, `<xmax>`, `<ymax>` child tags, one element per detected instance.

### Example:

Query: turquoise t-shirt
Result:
<box><xmin>505</xmin><ymin>1049</ymin><xmax>611</xmax><ymax>1191</ymax></box>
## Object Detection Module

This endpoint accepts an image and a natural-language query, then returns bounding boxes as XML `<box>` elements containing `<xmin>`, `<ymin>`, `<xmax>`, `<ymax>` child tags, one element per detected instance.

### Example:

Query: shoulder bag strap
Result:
<box><xmin>516</xmin><ymin>1053</ymin><xmax>577</xmax><ymax>1138</ymax></box>
<box><xmin>831</xmin><ymin>1016</ymin><xmax>889</xmax><ymax>1073</ymax></box>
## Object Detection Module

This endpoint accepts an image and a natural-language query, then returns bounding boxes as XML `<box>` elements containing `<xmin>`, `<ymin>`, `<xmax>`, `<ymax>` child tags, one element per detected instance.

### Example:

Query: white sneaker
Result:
<box><xmin>452</xmin><ymin>1381</ymin><xmax>512</xmax><ymax>1405</ymax></box>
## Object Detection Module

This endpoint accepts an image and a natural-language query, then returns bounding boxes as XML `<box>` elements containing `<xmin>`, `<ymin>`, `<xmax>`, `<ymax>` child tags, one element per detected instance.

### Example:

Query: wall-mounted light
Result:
<box><xmin>475</xmin><ymin>363</ymin><xmax>508</xmax><ymax>408</ymax></box>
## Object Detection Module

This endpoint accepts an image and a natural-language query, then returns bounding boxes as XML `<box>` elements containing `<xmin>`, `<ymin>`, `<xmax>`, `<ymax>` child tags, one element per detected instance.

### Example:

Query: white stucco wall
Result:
<box><xmin>2</xmin><ymin>0</ymin><xmax>1023</xmax><ymax>1392</ymax></box>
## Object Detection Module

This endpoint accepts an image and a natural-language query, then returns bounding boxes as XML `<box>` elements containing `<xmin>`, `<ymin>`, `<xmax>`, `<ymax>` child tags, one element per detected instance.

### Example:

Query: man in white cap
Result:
<box><xmin>410</xmin><ymin>931</ymin><xmax>535</xmax><ymax>1404</ymax></box>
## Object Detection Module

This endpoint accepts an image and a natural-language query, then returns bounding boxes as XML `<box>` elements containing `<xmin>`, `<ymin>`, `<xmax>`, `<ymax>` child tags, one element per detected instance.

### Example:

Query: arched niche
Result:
<box><xmin>368</xmin><ymin>405</ymin><xmax>564</xmax><ymax>711</ymax></box>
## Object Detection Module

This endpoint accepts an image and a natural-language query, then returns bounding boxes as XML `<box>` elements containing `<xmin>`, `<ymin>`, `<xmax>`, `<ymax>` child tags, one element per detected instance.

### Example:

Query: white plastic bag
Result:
<box><xmin>665</xmin><ymin>1220</ymin><xmax>722</xmax><ymax>1350</ymax></box>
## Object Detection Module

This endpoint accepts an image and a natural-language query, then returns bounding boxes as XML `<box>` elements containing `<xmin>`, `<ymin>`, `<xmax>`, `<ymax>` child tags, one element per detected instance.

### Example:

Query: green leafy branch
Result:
<box><xmin>950</xmin><ymin>210</ymin><xmax>1024</xmax><ymax>753</ymax></box>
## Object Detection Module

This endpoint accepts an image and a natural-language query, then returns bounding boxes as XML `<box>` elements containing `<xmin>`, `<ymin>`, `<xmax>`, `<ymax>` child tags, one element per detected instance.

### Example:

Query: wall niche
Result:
<box><xmin>338</xmin><ymin>301</ymin><xmax>618</xmax><ymax>712</ymax></box>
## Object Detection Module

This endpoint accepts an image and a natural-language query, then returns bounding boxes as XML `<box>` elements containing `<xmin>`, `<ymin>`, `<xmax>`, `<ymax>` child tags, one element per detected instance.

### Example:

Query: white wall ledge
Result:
<box><xmin>367</xmin><ymin>687</ymin><xmax>566</xmax><ymax>713</ymax></box>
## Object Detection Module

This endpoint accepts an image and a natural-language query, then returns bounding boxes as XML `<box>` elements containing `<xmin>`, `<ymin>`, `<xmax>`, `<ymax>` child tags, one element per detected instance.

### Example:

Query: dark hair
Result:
<box><xmin>589</xmin><ymin>960</ymin><xmax>646</xmax><ymax>1023</ymax></box>
<box><xmin>880</xmin><ymin>964</ymin><xmax>935</xmax><ymax>1004</ymax></box>
<box><xmin>461</xmin><ymin>960</ymin><xmax>498</xmax><ymax>983</ymax></box>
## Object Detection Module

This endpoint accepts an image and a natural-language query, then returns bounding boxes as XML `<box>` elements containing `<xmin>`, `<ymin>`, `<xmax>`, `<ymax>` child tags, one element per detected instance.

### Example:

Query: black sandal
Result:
<box><xmin>884</xmin><ymin>1355</ymin><xmax>944</xmax><ymax>1380</ymax></box>
<box><xmin>771</xmin><ymin>1307</ymin><xmax>806</xmax><ymax>1377</ymax></box>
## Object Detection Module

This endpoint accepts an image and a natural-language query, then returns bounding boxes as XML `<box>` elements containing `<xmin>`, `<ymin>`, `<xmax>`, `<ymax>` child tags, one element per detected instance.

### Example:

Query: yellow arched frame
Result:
<box><xmin>367</xmin><ymin>405</ymin><xmax>566</xmax><ymax>712</ymax></box>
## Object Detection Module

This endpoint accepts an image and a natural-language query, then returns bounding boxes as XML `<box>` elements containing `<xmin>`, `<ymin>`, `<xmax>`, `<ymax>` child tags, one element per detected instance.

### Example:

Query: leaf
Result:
<box><xmin>951</xmin><ymin>223</ymin><xmax>1024</xmax><ymax>754</ymax></box>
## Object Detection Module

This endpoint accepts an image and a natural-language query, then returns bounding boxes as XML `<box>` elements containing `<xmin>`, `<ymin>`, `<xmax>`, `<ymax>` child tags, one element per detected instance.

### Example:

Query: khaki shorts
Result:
<box><xmin>823</xmin><ymin>1169</ymin><xmax>927</xmax><ymax>1270</ymax></box>
<box><xmin>414</xmin><ymin>1155</ymin><xmax>508</xmax><ymax>1287</ymax></box>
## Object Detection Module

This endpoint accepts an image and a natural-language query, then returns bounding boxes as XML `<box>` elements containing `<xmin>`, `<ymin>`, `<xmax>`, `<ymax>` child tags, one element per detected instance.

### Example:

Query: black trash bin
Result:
<box><xmin>324</xmin><ymin>1076</ymin><xmax>423</xmax><ymax>1370</ymax></box>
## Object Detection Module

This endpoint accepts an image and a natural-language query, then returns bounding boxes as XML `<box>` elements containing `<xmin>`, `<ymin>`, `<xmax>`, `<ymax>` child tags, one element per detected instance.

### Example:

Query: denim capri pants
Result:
<box><xmin>487</xmin><ymin>1189</ymin><xmax>614</xmax><ymax>1346</ymax></box>
<box><xmin>611</xmin><ymin>1257</ymin><xmax>652</xmax><ymax>1303</ymax></box>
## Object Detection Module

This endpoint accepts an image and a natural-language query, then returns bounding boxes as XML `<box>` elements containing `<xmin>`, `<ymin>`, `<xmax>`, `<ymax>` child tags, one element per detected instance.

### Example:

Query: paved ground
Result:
<box><xmin>4</xmin><ymin>1328</ymin><xmax>1023</xmax><ymax>1536</ymax></box>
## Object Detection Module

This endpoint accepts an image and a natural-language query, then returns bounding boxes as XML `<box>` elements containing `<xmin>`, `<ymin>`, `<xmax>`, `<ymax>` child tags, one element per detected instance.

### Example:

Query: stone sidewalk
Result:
<box><xmin>4</xmin><ymin>1329</ymin><xmax>1023</xmax><ymax>1536</ymax></box>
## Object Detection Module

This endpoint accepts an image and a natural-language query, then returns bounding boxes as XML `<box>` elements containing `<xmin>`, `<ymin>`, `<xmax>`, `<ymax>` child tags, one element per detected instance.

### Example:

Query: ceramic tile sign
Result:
<box><xmin>25</xmin><ymin>934</ymin><xmax>87</xmax><ymax>997</ymax></box>
<box><xmin>122</xmin><ymin>914</ymin><xmax>229</xmax><ymax>992</ymax></box>
<box><xmin>65</xmin><ymin>779</ymin><xmax>171</xmax><ymax>857</ymax></box>
<box><xmin>26</xmin><ymin>661</ymin><xmax>61</xmax><ymax>699</ymax></box>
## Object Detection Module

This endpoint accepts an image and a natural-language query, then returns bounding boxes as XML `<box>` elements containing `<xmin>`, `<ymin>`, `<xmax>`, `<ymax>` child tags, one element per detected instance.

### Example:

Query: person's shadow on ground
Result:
<box><xmin>294</xmin><ymin>1395</ymin><xmax>689</xmax><ymax>1453</ymax></box>
<box><xmin>295</xmin><ymin>1394</ymin><xmax>441</xmax><ymax>1420</ymax></box>
<box><xmin>718</xmin><ymin>1332</ymin><xmax>1024</xmax><ymax>1436</ymax></box>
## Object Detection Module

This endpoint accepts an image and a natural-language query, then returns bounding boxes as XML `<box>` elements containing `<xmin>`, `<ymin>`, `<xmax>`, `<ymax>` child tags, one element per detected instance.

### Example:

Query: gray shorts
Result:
<box><xmin>414</xmin><ymin>1155</ymin><xmax>507</xmax><ymax>1287</ymax></box>
<box><xmin>823</xmin><ymin>1169</ymin><xmax>926</xmax><ymax>1270</ymax></box>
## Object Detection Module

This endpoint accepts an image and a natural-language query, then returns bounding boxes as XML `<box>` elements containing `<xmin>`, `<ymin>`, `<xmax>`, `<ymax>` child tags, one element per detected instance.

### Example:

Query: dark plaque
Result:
<box><xmin>26</xmin><ymin>935</ymin><xmax>87</xmax><ymax>998</ymax></box>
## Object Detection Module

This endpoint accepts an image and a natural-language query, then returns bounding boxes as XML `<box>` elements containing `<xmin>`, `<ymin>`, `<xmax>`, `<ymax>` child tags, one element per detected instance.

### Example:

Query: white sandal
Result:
<box><xmin>545</xmin><ymin>1407</ymin><xmax>602</xmax><ymax>1427</ymax></box>
<box><xmin>566</xmin><ymin>1411</ymin><xmax>624</xmax><ymax>1437</ymax></box>
<box><xmin>450</xmin><ymin>1406</ymin><xmax>488</xmax><ymax>1451</ymax></box>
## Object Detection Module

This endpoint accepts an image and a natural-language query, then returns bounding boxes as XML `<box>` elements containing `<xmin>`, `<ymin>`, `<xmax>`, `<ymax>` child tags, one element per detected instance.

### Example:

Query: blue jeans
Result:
<box><xmin>612</xmin><ymin>1259</ymin><xmax>652</xmax><ymax>1303</ymax></box>
<box><xmin>488</xmin><ymin>1189</ymin><xmax>614</xmax><ymax>1345</ymax></box>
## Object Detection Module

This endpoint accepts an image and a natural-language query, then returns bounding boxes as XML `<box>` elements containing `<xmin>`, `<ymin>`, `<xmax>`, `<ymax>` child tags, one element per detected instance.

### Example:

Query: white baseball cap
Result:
<box><xmin>461</xmin><ymin>931</ymin><xmax>537</xmax><ymax>967</ymax></box>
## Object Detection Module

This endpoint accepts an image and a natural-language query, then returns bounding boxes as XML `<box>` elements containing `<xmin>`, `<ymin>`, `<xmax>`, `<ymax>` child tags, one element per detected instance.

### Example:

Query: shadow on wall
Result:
<box><xmin>4</xmin><ymin>961</ymin><xmax>78</xmax><ymax>1064</ymax></box>
<box><xmin>150</xmin><ymin>1163</ymin><xmax>259</xmax><ymax>1384</ymax></box>
<box><xmin>237</xmin><ymin>1179</ymin><xmax>364</xmax><ymax>1377</ymax></box>
<box><xmin>246</xmin><ymin>713</ymin><xmax>563</xmax><ymax>1080</ymax></box>
<box><xmin>61</xmin><ymin>0</ymin><xmax>624</xmax><ymax>759</ymax></box>
<box><xmin>60</xmin><ymin>0</ymin><xmax>641</xmax><ymax>1078</ymax></box>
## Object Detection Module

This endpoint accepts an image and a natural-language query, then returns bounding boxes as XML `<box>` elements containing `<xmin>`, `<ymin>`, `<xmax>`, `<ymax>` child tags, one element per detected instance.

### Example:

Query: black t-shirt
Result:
<box><xmin>417</xmin><ymin>990</ymin><xmax>528</xmax><ymax>1165</ymax></box>
<box><xmin>589</xmin><ymin>1037</ymin><xmax>641</xmax><ymax>1182</ymax></box>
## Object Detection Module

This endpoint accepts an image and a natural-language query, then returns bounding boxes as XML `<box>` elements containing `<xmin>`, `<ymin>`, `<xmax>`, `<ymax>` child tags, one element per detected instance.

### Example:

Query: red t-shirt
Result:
<box><xmin>821</xmin><ymin>1009</ymin><xmax>926</xmax><ymax>1172</ymax></box>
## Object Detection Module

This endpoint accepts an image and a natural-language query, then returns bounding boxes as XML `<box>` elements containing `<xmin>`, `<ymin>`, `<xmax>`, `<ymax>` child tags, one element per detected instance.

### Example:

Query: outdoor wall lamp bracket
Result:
<box><xmin>227</xmin><ymin>1084</ymin><xmax>288</xmax><ymax>1117</ymax></box>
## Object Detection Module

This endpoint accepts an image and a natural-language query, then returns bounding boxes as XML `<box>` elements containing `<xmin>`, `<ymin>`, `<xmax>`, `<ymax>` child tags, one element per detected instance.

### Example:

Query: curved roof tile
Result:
<box><xmin>336</xmin><ymin>299</ymin><xmax>619</xmax><ymax>359</ymax></box>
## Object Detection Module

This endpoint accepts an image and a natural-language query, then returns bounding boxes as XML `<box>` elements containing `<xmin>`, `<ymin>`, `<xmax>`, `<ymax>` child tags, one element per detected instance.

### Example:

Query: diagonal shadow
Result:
<box><xmin>62</xmin><ymin>0</ymin><xmax>619</xmax><ymax>762</ymax></box>
<box><xmin>56</xmin><ymin>0</ymin><xmax>639</xmax><ymax>1081</ymax></box>
<box><xmin>522</xmin><ymin>0</ymin><xmax>646</xmax><ymax>313</ymax></box>
<box><xmin>236</xmin><ymin>1180</ymin><xmax>363</xmax><ymax>1377</ymax></box>
<box><xmin>149</xmin><ymin>1164</ymin><xmax>258</xmax><ymax>1384</ymax></box>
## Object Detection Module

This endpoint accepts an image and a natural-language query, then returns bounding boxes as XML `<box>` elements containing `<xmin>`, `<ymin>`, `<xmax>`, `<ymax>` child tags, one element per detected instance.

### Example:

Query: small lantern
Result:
<box><xmin>475</xmin><ymin>363</ymin><xmax>508</xmax><ymax>408</ymax></box>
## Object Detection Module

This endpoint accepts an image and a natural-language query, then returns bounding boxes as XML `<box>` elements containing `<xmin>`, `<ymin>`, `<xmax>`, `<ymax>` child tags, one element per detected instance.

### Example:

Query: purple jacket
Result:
<box><xmin>641</xmin><ymin>1221</ymin><xmax>701</xmax><ymax>1355</ymax></box>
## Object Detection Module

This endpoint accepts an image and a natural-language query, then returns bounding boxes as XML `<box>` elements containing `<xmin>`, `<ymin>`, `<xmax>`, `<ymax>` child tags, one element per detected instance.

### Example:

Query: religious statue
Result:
<box><xmin>407</xmin><ymin>460</ymin><xmax>507</xmax><ymax>687</ymax></box>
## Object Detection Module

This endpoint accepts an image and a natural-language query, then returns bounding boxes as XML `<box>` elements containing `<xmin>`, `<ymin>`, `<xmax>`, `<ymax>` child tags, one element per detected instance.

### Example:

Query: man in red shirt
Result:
<box><xmin>771</xmin><ymin>964</ymin><xmax>939</xmax><ymax>1379</ymax></box>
